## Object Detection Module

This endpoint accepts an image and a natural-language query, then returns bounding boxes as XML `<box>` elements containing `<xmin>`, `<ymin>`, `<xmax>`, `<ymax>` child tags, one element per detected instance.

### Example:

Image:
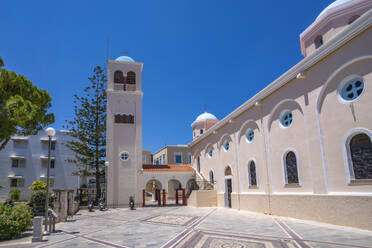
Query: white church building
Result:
<box><xmin>106</xmin><ymin>0</ymin><xmax>372</xmax><ymax>231</ymax></box>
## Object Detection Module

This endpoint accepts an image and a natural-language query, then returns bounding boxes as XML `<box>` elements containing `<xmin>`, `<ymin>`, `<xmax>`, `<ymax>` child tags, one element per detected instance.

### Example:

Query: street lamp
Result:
<box><xmin>104</xmin><ymin>161</ymin><xmax>109</xmax><ymax>207</ymax></box>
<box><xmin>44</xmin><ymin>127</ymin><xmax>55</xmax><ymax>235</ymax></box>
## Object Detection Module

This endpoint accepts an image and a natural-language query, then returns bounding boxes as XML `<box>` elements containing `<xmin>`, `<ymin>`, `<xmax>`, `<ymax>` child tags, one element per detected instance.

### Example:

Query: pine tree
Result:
<box><xmin>65</xmin><ymin>66</ymin><xmax>106</xmax><ymax>201</ymax></box>
<box><xmin>0</xmin><ymin>56</ymin><xmax>54</xmax><ymax>150</ymax></box>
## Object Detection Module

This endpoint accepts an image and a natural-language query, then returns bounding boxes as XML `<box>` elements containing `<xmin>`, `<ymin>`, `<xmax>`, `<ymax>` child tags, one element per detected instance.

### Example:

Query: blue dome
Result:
<box><xmin>115</xmin><ymin>56</ymin><xmax>135</xmax><ymax>62</ymax></box>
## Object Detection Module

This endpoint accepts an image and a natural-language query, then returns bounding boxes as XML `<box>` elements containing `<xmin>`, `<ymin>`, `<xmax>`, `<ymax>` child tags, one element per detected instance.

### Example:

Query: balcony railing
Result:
<box><xmin>113</xmin><ymin>83</ymin><xmax>136</xmax><ymax>92</ymax></box>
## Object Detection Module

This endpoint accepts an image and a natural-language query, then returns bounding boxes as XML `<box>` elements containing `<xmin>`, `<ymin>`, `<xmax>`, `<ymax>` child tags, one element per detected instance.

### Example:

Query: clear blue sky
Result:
<box><xmin>1</xmin><ymin>0</ymin><xmax>334</xmax><ymax>153</ymax></box>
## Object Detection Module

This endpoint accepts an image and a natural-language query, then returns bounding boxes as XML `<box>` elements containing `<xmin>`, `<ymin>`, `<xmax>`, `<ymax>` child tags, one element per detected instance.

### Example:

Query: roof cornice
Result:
<box><xmin>107</xmin><ymin>59</ymin><xmax>144</xmax><ymax>72</ymax></box>
<box><xmin>189</xmin><ymin>9</ymin><xmax>372</xmax><ymax>148</ymax></box>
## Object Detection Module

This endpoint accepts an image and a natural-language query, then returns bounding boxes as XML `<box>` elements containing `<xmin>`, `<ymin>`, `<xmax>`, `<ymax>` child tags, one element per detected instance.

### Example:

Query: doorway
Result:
<box><xmin>224</xmin><ymin>166</ymin><xmax>232</xmax><ymax>208</ymax></box>
<box><xmin>225</xmin><ymin>178</ymin><xmax>232</xmax><ymax>208</ymax></box>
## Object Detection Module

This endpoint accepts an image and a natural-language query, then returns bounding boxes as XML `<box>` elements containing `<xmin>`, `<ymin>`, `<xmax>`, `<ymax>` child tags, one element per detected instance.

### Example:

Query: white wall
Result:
<box><xmin>0</xmin><ymin>130</ymin><xmax>80</xmax><ymax>201</ymax></box>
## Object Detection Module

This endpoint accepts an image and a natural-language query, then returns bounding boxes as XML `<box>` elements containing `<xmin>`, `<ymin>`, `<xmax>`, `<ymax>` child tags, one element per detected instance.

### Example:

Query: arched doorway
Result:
<box><xmin>145</xmin><ymin>179</ymin><xmax>162</xmax><ymax>205</ymax></box>
<box><xmin>167</xmin><ymin>179</ymin><xmax>181</xmax><ymax>202</ymax></box>
<box><xmin>209</xmin><ymin>170</ymin><xmax>214</xmax><ymax>185</ymax></box>
<box><xmin>197</xmin><ymin>156</ymin><xmax>201</xmax><ymax>173</ymax></box>
<box><xmin>224</xmin><ymin>166</ymin><xmax>232</xmax><ymax>208</ymax></box>
<box><xmin>185</xmin><ymin>178</ymin><xmax>199</xmax><ymax>198</ymax></box>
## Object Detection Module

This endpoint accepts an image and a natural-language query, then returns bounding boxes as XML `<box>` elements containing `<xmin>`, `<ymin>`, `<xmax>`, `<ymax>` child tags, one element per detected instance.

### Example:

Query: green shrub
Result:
<box><xmin>9</xmin><ymin>189</ymin><xmax>21</xmax><ymax>201</ymax></box>
<box><xmin>29</xmin><ymin>181</ymin><xmax>46</xmax><ymax>191</ymax></box>
<box><xmin>0</xmin><ymin>203</ymin><xmax>32</xmax><ymax>240</ymax></box>
<box><xmin>29</xmin><ymin>190</ymin><xmax>54</xmax><ymax>215</ymax></box>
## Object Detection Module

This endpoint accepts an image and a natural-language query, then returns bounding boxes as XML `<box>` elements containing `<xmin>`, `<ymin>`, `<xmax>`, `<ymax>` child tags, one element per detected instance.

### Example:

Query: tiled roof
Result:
<box><xmin>142</xmin><ymin>164</ymin><xmax>194</xmax><ymax>172</ymax></box>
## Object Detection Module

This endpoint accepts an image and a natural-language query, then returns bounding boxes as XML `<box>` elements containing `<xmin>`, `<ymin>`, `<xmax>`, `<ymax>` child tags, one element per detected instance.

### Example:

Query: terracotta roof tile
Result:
<box><xmin>142</xmin><ymin>164</ymin><xmax>194</xmax><ymax>172</ymax></box>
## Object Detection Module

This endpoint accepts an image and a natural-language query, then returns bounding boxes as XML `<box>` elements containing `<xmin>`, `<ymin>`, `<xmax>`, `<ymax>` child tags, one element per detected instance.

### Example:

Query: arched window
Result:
<box><xmin>197</xmin><ymin>156</ymin><xmax>200</xmax><ymax>173</ymax></box>
<box><xmin>114</xmin><ymin>70</ymin><xmax>124</xmax><ymax>84</ymax></box>
<box><xmin>223</xmin><ymin>140</ymin><xmax>230</xmax><ymax>151</ymax></box>
<box><xmin>114</xmin><ymin>114</ymin><xmax>121</xmax><ymax>123</ymax></box>
<box><xmin>248</xmin><ymin>161</ymin><xmax>257</xmax><ymax>186</ymax></box>
<box><xmin>350</xmin><ymin>134</ymin><xmax>372</xmax><ymax>179</ymax></box>
<box><xmin>128</xmin><ymin>114</ymin><xmax>134</xmax><ymax>124</ymax></box>
<box><xmin>209</xmin><ymin>170</ymin><xmax>214</xmax><ymax>184</ymax></box>
<box><xmin>285</xmin><ymin>151</ymin><xmax>299</xmax><ymax>184</ymax></box>
<box><xmin>208</xmin><ymin>148</ymin><xmax>213</xmax><ymax>158</ymax></box>
<box><xmin>348</xmin><ymin>15</ymin><xmax>360</xmax><ymax>24</ymax></box>
<box><xmin>121</xmin><ymin>114</ymin><xmax>127</xmax><ymax>123</ymax></box>
<box><xmin>314</xmin><ymin>35</ymin><xmax>323</xmax><ymax>49</ymax></box>
<box><xmin>225</xmin><ymin>166</ymin><xmax>232</xmax><ymax>176</ymax></box>
<box><xmin>127</xmin><ymin>71</ymin><xmax>136</xmax><ymax>84</ymax></box>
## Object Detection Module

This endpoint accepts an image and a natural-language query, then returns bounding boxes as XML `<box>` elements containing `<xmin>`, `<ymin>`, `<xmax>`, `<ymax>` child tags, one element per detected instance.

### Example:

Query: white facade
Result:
<box><xmin>0</xmin><ymin>130</ymin><xmax>80</xmax><ymax>201</ymax></box>
<box><xmin>188</xmin><ymin>3</ymin><xmax>372</xmax><ymax>230</ymax></box>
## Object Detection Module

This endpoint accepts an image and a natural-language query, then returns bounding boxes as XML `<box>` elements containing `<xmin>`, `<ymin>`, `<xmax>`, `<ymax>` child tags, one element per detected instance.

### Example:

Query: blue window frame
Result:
<box><xmin>246</xmin><ymin>129</ymin><xmax>254</xmax><ymax>143</ymax></box>
<box><xmin>224</xmin><ymin>140</ymin><xmax>230</xmax><ymax>151</ymax></box>
<box><xmin>341</xmin><ymin>78</ymin><xmax>364</xmax><ymax>101</ymax></box>
<box><xmin>280</xmin><ymin>111</ymin><xmax>293</xmax><ymax>128</ymax></box>
<box><xmin>175</xmin><ymin>154</ymin><xmax>182</xmax><ymax>164</ymax></box>
<box><xmin>208</xmin><ymin>149</ymin><xmax>213</xmax><ymax>158</ymax></box>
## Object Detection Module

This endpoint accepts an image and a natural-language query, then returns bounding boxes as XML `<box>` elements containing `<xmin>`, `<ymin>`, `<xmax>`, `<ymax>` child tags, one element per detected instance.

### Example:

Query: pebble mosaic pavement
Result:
<box><xmin>1</xmin><ymin>207</ymin><xmax>372</xmax><ymax>248</ymax></box>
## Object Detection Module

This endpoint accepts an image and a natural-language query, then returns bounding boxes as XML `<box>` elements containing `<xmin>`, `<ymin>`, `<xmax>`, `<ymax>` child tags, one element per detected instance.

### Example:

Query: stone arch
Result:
<box><xmin>145</xmin><ymin>179</ymin><xmax>162</xmax><ymax>202</ymax></box>
<box><xmin>192</xmin><ymin>149</ymin><xmax>201</xmax><ymax>161</ymax></box>
<box><xmin>267</xmin><ymin>99</ymin><xmax>304</xmax><ymax>132</ymax></box>
<box><xmin>315</xmin><ymin>56</ymin><xmax>372</xmax><ymax>192</ymax></box>
<box><xmin>238</xmin><ymin>119</ymin><xmax>260</xmax><ymax>142</ymax></box>
<box><xmin>316</xmin><ymin>55</ymin><xmax>372</xmax><ymax>114</ymax></box>
<box><xmin>218</xmin><ymin>133</ymin><xmax>232</xmax><ymax>150</ymax></box>
<box><xmin>167</xmin><ymin>179</ymin><xmax>182</xmax><ymax>200</ymax></box>
<box><xmin>185</xmin><ymin>178</ymin><xmax>199</xmax><ymax>198</ymax></box>
<box><xmin>204</xmin><ymin>143</ymin><xmax>214</xmax><ymax>157</ymax></box>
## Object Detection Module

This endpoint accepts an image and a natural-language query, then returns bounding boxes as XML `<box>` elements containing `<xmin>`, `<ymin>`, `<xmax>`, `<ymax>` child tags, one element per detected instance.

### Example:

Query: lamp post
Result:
<box><xmin>44</xmin><ymin>127</ymin><xmax>55</xmax><ymax>235</ymax></box>
<box><xmin>104</xmin><ymin>161</ymin><xmax>109</xmax><ymax>207</ymax></box>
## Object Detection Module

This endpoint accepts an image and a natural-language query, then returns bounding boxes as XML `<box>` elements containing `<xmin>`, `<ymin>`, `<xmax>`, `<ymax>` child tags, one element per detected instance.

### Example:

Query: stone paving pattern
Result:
<box><xmin>0</xmin><ymin>207</ymin><xmax>372</xmax><ymax>248</ymax></box>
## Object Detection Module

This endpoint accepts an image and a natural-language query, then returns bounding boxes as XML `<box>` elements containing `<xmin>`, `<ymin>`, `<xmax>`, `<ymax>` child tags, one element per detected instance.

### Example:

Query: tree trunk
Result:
<box><xmin>95</xmin><ymin>164</ymin><xmax>101</xmax><ymax>201</ymax></box>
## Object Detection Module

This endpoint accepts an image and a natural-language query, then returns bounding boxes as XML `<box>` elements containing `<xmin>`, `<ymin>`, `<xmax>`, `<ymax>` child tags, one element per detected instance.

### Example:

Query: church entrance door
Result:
<box><xmin>224</xmin><ymin>178</ymin><xmax>232</xmax><ymax>208</ymax></box>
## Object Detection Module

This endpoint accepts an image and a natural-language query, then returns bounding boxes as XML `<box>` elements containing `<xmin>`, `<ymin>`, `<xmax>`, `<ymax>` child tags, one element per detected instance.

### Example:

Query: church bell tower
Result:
<box><xmin>106</xmin><ymin>56</ymin><xmax>143</xmax><ymax>207</ymax></box>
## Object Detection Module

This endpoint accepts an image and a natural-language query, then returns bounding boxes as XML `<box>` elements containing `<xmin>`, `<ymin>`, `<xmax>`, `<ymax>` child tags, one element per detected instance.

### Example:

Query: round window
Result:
<box><xmin>224</xmin><ymin>140</ymin><xmax>230</xmax><ymax>151</ymax></box>
<box><xmin>120</xmin><ymin>151</ymin><xmax>129</xmax><ymax>161</ymax></box>
<box><xmin>245</xmin><ymin>129</ymin><xmax>254</xmax><ymax>143</ymax></box>
<box><xmin>280</xmin><ymin>111</ymin><xmax>293</xmax><ymax>128</ymax></box>
<box><xmin>208</xmin><ymin>148</ymin><xmax>213</xmax><ymax>158</ymax></box>
<box><xmin>340</xmin><ymin>78</ymin><xmax>364</xmax><ymax>101</ymax></box>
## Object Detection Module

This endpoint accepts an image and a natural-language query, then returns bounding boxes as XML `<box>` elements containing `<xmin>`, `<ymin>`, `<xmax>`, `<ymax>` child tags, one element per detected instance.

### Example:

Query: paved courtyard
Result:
<box><xmin>1</xmin><ymin>206</ymin><xmax>372</xmax><ymax>248</ymax></box>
